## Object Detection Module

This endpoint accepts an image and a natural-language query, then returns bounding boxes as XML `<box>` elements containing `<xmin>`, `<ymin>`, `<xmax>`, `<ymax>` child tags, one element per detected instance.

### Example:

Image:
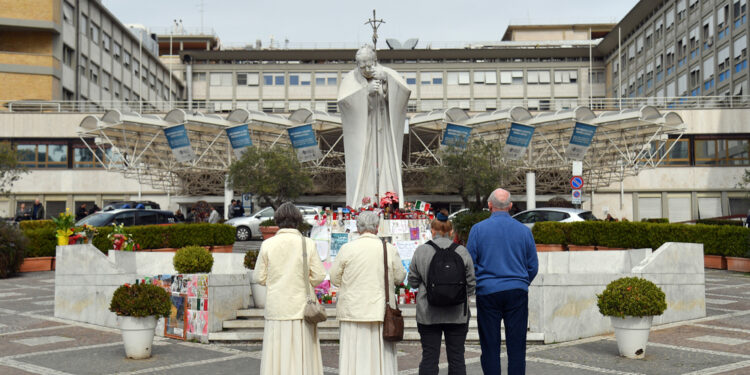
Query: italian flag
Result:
<box><xmin>414</xmin><ymin>201</ymin><xmax>431</xmax><ymax>212</ymax></box>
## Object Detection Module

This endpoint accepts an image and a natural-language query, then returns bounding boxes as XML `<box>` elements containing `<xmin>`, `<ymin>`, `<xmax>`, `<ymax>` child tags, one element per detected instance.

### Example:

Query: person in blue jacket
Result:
<box><xmin>466</xmin><ymin>188</ymin><xmax>538</xmax><ymax>375</ymax></box>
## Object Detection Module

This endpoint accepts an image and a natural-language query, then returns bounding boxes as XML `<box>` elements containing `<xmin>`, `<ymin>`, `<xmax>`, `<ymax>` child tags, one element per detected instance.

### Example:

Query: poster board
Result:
<box><xmin>165</xmin><ymin>293</ymin><xmax>187</xmax><ymax>340</ymax></box>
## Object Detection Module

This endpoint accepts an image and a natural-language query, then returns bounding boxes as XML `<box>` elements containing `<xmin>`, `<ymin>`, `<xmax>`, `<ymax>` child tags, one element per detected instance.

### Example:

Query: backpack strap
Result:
<box><xmin>426</xmin><ymin>240</ymin><xmax>442</xmax><ymax>252</ymax></box>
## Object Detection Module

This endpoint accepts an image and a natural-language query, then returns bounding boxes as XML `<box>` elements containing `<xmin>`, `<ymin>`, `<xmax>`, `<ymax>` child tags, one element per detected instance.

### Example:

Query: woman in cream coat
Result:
<box><xmin>255</xmin><ymin>202</ymin><xmax>326</xmax><ymax>375</ymax></box>
<box><xmin>330</xmin><ymin>211</ymin><xmax>406</xmax><ymax>375</ymax></box>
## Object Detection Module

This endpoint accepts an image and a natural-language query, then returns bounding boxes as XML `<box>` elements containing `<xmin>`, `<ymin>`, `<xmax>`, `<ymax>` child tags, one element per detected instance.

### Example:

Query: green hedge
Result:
<box><xmin>23</xmin><ymin>223</ymin><xmax>235</xmax><ymax>256</ymax></box>
<box><xmin>19</xmin><ymin>220</ymin><xmax>55</xmax><ymax>231</ymax></box>
<box><xmin>452</xmin><ymin>211</ymin><xmax>491</xmax><ymax>244</ymax></box>
<box><xmin>532</xmin><ymin>221</ymin><xmax>750</xmax><ymax>257</ymax></box>
<box><xmin>695</xmin><ymin>219</ymin><xmax>744</xmax><ymax>226</ymax></box>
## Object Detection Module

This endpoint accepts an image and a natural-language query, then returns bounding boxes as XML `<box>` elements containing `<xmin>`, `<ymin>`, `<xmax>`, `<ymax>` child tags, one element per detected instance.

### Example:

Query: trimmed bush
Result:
<box><xmin>452</xmin><ymin>210</ymin><xmax>491</xmax><ymax>244</ymax></box>
<box><xmin>244</xmin><ymin>249</ymin><xmax>259</xmax><ymax>270</ymax></box>
<box><xmin>109</xmin><ymin>283</ymin><xmax>172</xmax><ymax>318</ymax></box>
<box><xmin>696</xmin><ymin>219</ymin><xmax>743</xmax><ymax>226</ymax></box>
<box><xmin>597</xmin><ymin>277</ymin><xmax>667</xmax><ymax>318</ymax></box>
<box><xmin>531</xmin><ymin>222</ymin><xmax>568</xmax><ymax>245</ymax></box>
<box><xmin>641</xmin><ymin>218</ymin><xmax>669</xmax><ymax>223</ymax></box>
<box><xmin>173</xmin><ymin>246</ymin><xmax>214</xmax><ymax>274</ymax></box>
<box><xmin>0</xmin><ymin>221</ymin><xmax>28</xmax><ymax>278</ymax></box>
<box><xmin>22</xmin><ymin>227</ymin><xmax>56</xmax><ymax>257</ymax></box>
<box><xmin>19</xmin><ymin>220</ymin><xmax>55</xmax><ymax>231</ymax></box>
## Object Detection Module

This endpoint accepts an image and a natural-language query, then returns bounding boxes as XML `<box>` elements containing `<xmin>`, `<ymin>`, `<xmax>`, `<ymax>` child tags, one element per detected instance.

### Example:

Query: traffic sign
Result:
<box><xmin>571</xmin><ymin>189</ymin><xmax>582</xmax><ymax>205</ymax></box>
<box><xmin>570</xmin><ymin>176</ymin><xmax>584</xmax><ymax>189</ymax></box>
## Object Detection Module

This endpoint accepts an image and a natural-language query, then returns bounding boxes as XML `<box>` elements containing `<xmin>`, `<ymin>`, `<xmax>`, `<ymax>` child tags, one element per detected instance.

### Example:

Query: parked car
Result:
<box><xmin>225</xmin><ymin>204</ymin><xmax>322</xmax><ymax>241</ymax></box>
<box><xmin>75</xmin><ymin>209</ymin><xmax>176</xmax><ymax>227</ymax></box>
<box><xmin>512</xmin><ymin>207</ymin><xmax>598</xmax><ymax>228</ymax></box>
<box><xmin>102</xmin><ymin>201</ymin><xmax>161</xmax><ymax>211</ymax></box>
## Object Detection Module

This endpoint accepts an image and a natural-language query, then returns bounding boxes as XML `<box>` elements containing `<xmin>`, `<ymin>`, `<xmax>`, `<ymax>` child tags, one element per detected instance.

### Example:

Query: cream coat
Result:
<box><xmin>330</xmin><ymin>233</ymin><xmax>406</xmax><ymax>322</ymax></box>
<box><xmin>255</xmin><ymin>229</ymin><xmax>326</xmax><ymax>320</ymax></box>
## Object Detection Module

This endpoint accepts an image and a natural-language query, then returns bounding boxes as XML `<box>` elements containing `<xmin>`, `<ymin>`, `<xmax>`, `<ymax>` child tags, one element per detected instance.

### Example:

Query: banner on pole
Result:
<box><xmin>566</xmin><ymin>122</ymin><xmax>597</xmax><ymax>161</ymax></box>
<box><xmin>226</xmin><ymin>124</ymin><xmax>252</xmax><ymax>158</ymax></box>
<box><xmin>441</xmin><ymin>123</ymin><xmax>472</xmax><ymax>148</ymax></box>
<box><xmin>287</xmin><ymin>123</ymin><xmax>322</xmax><ymax>162</ymax></box>
<box><xmin>163</xmin><ymin>124</ymin><xmax>196</xmax><ymax>163</ymax></box>
<box><xmin>505</xmin><ymin>123</ymin><xmax>535</xmax><ymax>160</ymax></box>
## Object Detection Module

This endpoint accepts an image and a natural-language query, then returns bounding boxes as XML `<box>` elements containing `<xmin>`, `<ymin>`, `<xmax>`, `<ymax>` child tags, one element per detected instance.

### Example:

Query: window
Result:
<box><xmin>677</xmin><ymin>0</ymin><xmax>686</xmax><ymax>21</ymax></box>
<box><xmin>210</xmin><ymin>72</ymin><xmax>233</xmax><ymax>86</ymax></box>
<box><xmin>149</xmin><ymin>73</ymin><xmax>156</xmax><ymax>89</ymax></box>
<box><xmin>62</xmin><ymin>45</ymin><xmax>74</xmax><ymax>68</ymax></box>
<box><xmin>554</xmin><ymin>70</ymin><xmax>578</xmax><ymax>83</ymax></box>
<box><xmin>288</xmin><ymin>73</ymin><xmax>311</xmax><ymax>86</ymax></box>
<box><xmin>696</xmin><ymin>138</ymin><xmax>750</xmax><ymax>165</ymax></box>
<box><xmin>113</xmin><ymin>42</ymin><xmax>121</xmax><ymax>61</ymax></box>
<box><xmin>123</xmin><ymin>50</ymin><xmax>131</xmax><ymax>67</ymax></box>
<box><xmin>263</xmin><ymin>72</ymin><xmax>285</xmax><ymax>86</ymax></box>
<box><xmin>645</xmin><ymin>29</ymin><xmax>653</xmax><ymax>49</ymax></box>
<box><xmin>446</xmin><ymin>71</ymin><xmax>470</xmax><ymax>85</ymax></box>
<box><xmin>689</xmin><ymin>66</ymin><xmax>701</xmax><ymax>87</ymax></box>
<box><xmin>704</xmin><ymin>56</ymin><xmax>715</xmax><ymax>90</ymax></box>
<box><xmin>590</xmin><ymin>70</ymin><xmax>605</xmax><ymax>84</ymax></box>
<box><xmin>719</xmin><ymin>5</ymin><xmax>730</xmax><ymax>39</ymax></box>
<box><xmin>236</xmin><ymin>72</ymin><xmax>259</xmax><ymax>86</ymax></box>
<box><xmin>79</xmin><ymin>55</ymin><xmax>87</xmax><ymax>78</ymax></box>
<box><xmin>16</xmin><ymin>142</ymin><xmax>68</xmax><ymax>168</ymax></box>
<box><xmin>402</xmin><ymin>72</ymin><xmax>416</xmax><ymax>85</ymax></box>
<box><xmin>734</xmin><ymin>0</ymin><xmax>747</xmax><ymax>28</ymax></box>
<box><xmin>666</xmin><ymin>6</ymin><xmax>675</xmax><ymax>29</ymax></box>
<box><xmin>79</xmin><ymin>14</ymin><xmax>87</xmax><ymax>35</ymax></box>
<box><xmin>102</xmin><ymin>71</ymin><xmax>110</xmax><ymax>91</ymax></box>
<box><xmin>133</xmin><ymin>60</ymin><xmax>139</xmax><ymax>77</ymax></box>
<box><xmin>193</xmin><ymin>72</ymin><xmax>206</xmax><ymax>82</ymax></box>
<box><xmin>102</xmin><ymin>33</ymin><xmax>111</xmax><ymax>51</ymax></box>
<box><xmin>419</xmin><ymin>72</ymin><xmax>442</xmax><ymax>85</ymax></box>
<box><xmin>90</xmin><ymin>23</ymin><xmax>99</xmax><ymax>44</ymax></box>
<box><xmin>703</xmin><ymin>17</ymin><xmax>714</xmax><ymax>50</ymax></box>
<box><xmin>655</xmin><ymin>19</ymin><xmax>664</xmax><ymax>40</ymax></box>
<box><xmin>73</xmin><ymin>144</ymin><xmax>108</xmax><ymax>168</ymax></box>
<box><xmin>62</xmin><ymin>2</ymin><xmax>74</xmax><ymax>24</ymax></box>
<box><xmin>689</xmin><ymin>27</ymin><xmax>700</xmax><ymax>59</ymax></box>
<box><xmin>315</xmin><ymin>72</ymin><xmax>337</xmax><ymax>86</ymax></box>
<box><xmin>656</xmin><ymin>138</ymin><xmax>690</xmax><ymax>165</ymax></box>
<box><xmin>678</xmin><ymin>73</ymin><xmax>688</xmax><ymax>95</ymax></box>
<box><xmin>123</xmin><ymin>86</ymin><xmax>130</xmax><ymax>101</ymax></box>
<box><xmin>89</xmin><ymin>62</ymin><xmax>99</xmax><ymax>84</ymax></box>
<box><xmin>637</xmin><ymin>36</ymin><xmax>644</xmax><ymax>54</ymax></box>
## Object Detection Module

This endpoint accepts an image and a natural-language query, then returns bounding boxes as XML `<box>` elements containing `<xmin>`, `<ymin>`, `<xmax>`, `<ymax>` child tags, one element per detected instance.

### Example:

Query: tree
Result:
<box><xmin>0</xmin><ymin>143</ymin><xmax>26</xmax><ymax>195</ymax></box>
<box><xmin>427</xmin><ymin>138</ymin><xmax>514</xmax><ymax>211</ymax></box>
<box><xmin>227</xmin><ymin>146</ymin><xmax>312</xmax><ymax>210</ymax></box>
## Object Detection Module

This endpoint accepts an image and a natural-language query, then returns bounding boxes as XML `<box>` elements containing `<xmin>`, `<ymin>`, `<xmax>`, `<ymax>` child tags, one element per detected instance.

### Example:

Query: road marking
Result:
<box><xmin>648</xmin><ymin>342</ymin><xmax>750</xmax><ymax>359</ymax></box>
<box><xmin>691</xmin><ymin>324</ymin><xmax>750</xmax><ymax>335</ymax></box>
<box><xmin>0</xmin><ymin>358</ymin><xmax>75</xmax><ymax>375</ymax></box>
<box><xmin>0</xmin><ymin>325</ymin><xmax>73</xmax><ymax>337</ymax></box>
<box><xmin>705</xmin><ymin>298</ymin><xmax>738</xmax><ymax>305</ymax></box>
<box><xmin>689</xmin><ymin>335</ymin><xmax>750</xmax><ymax>346</ymax></box>
<box><xmin>681</xmin><ymin>359</ymin><xmax>750</xmax><ymax>375</ymax></box>
<box><xmin>527</xmin><ymin>357</ymin><xmax>644</xmax><ymax>375</ymax></box>
<box><xmin>11</xmin><ymin>336</ymin><xmax>75</xmax><ymax>347</ymax></box>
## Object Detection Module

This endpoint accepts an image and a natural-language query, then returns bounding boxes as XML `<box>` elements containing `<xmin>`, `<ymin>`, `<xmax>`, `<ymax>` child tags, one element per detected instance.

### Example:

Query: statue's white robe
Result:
<box><xmin>337</xmin><ymin>66</ymin><xmax>411</xmax><ymax>208</ymax></box>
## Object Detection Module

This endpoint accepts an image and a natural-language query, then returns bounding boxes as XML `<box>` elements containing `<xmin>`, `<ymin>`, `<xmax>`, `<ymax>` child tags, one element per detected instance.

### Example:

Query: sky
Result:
<box><xmin>102</xmin><ymin>0</ymin><xmax>640</xmax><ymax>49</ymax></box>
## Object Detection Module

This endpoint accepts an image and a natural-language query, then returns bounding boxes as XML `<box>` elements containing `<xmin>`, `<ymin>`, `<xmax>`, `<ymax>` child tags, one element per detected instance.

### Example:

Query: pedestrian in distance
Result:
<box><xmin>255</xmin><ymin>202</ymin><xmax>326</xmax><ymax>375</ymax></box>
<box><xmin>15</xmin><ymin>203</ymin><xmax>31</xmax><ymax>221</ymax></box>
<box><xmin>208</xmin><ymin>207</ymin><xmax>221</xmax><ymax>224</ymax></box>
<box><xmin>174</xmin><ymin>209</ymin><xmax>185</xmax><ymax>222</ymax></box>
<box><xmin>32</xmin><ymin>199</ymin><xmax>45</xmax><ymax>220</ymax></box>
<box><xmin>408</xmin><ymin>209</ymin><xmax>476</xmax><ymax>375</ymax></box>
<box><xmin>76</xmin><ymin>203</ymin><xmax>88</xmax><ymax>221</ymax></box>
<box><xmin>467</xmin><ymin>188</ymin><xmax>538</xmax><ymax>375</ymax></box>
<box><xmin>329</xmin><ymin>211</ymin><xmax>406</xmax><ymax>375</ymax></box>
<box><xmin>232</xmin><ymin>199</ymin><xmax>245</xmax><ymax>218</ymax></box>
<box><xmin>228</xmin><ymin>199</ymin><xmax>236</xmax><ymax>219</ymax></box>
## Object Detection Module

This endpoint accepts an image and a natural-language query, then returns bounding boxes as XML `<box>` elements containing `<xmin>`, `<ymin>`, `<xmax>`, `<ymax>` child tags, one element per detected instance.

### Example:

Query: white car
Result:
<box><xmin>512</xmin><ymin>207</ymin><xmax>598</xmax><ymax>229</ymax></box>
<box><xmin>226</xmin><ymin>205</ymin><xmax>322</xmax><ymax>241</ymax></box>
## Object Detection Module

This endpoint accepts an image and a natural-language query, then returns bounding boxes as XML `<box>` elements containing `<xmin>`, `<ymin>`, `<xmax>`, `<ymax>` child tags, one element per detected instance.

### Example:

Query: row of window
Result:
<box><xmin>651</xmin><ymin>136</ymin><xmax>750</xmax><ymax>166</ymax></box>
<box><xmin>195</xmin><ymin>69</ymin><xmax>604</xmax><ymax>88</ymax></box>
<box><xmin>14</xmin><ymin>141</ymin><xmax>117</xmax><ymax>169</ymax></box>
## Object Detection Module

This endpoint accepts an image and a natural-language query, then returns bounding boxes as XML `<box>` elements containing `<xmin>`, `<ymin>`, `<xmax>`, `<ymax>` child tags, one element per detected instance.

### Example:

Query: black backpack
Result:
<box><xmin>425</xmin><ymin>241</ymin><xmax>468</xmax><ymax>315</ymax></box>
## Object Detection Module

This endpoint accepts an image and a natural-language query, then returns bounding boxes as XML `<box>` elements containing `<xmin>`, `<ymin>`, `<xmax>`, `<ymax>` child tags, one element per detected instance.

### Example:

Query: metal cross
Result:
<box><xmin>364</xmin><ymin>9</ymin><xmax>385</xmax><ymax>49</ymax></box>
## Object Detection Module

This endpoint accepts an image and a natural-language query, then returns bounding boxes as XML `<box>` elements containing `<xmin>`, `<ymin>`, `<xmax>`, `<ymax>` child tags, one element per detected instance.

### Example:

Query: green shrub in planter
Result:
<box><xmin>19</xmin><ymin>220</ymin><xmax>55</xmax><ymax>231</ymax></box>
<box><xmin>109</xmin><ymin>283</ymin><xmax>171</xmax><ymax>318</ymax></box>
<box><xmin>696</xmin><ymin>219</ymin><xmax>743</xmax><ymax>226</ymax></box>
<box><xmin>244</xmin><ymin>249</ymin><xmax>259</xmax><ymax>270</ymax></box>
<box><xmin>531</xmin><ymin>222</ymin><xmax>567</xmax><ymax>245</ymax></box>
<box><xmin>0</xmin><ymin>221</ymin><xmax>28</xmax><ymax>278</ymax></box>
<box><xmin>22</xmin><ymin>227</ymin><xmax>56</xmax><ymax>257</ymax></box>
<box><xmin>260</xmin><ymin>219</ymin><xmax>276</xmax><ymax>227</ymax></box>
<box><xmin>641</xmin><ymin>218</ymin><xmax>669</xmax><ymax>223</ymax></box>
<box><xmin>597</xmin><ymin>277</ymin><xmax>667</xmax><ymax>318</ymax></box>
<box><xmin>452</xmin><ymin>211</ymin><xmax>491</xmax><ymax>244</ymax></box>
<box><xmin>173</xmin><ymin>245</ymin><xmax>214</xmax><ymax>274</ymax></box>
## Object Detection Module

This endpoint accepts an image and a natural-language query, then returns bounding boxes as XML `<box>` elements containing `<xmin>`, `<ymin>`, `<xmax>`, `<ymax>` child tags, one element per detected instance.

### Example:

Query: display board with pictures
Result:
<box><xmin>141</xmin><ymin>273</ymin><xmax>210</xmax><ymax>342</ymax></box>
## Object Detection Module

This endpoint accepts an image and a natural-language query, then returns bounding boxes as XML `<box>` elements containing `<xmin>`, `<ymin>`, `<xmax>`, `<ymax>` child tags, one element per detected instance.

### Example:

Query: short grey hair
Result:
<box><xmin>274</xmin><ymin>202</ymin><xmax>302</xmax><ymax>229</ymax></box>
<box><xmin>489</xmin><ymin>189</ymin><xmax>512</xmax><ymax>209</ymax></box>
<box><xmin>356</xmin><ymin>211</ymin><xmax>380</xmax><ymax>234</ymax></box>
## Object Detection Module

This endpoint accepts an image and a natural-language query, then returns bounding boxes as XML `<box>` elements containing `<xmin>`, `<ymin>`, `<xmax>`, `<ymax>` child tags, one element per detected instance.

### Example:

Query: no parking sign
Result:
<box><xmin>571</xmin><ymin>189</ymin><xmax>582</xmax><ymax>205</ymax></box>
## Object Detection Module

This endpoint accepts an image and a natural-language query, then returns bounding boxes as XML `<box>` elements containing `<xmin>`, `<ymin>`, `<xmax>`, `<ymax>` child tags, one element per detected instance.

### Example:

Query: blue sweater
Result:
<box><xmin>466</xmin><ymin>211</ymin><xmax>538</xmax><ymax>295</ymax></box>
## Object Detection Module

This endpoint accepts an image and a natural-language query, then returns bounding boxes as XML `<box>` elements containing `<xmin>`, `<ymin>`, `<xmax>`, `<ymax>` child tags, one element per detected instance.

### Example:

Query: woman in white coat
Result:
<box><xmin>255</xmin><ymin>202</ymin><xmax>326</xmax><ymax>375</ymax></box>
<box><xmin>330</xmin><ymin>211</ymin><xmax>406</xmax><ymax>375</ymax></box>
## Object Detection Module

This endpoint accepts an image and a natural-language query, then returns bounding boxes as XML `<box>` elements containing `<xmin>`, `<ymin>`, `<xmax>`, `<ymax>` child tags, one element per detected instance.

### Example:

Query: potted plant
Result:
<box><xmin>173</xmin><ymin>245</ymin><xmax>214</xmax><ymax>274</ymax></box>
<box><xmin>597</xmin><ymin>277</ymin><xmax>667</xmax><ymax>359</ymax></box>
<box><xmin>244</xmin><ymin>249</ymin><xmax>266</xmax><ymax>308</ymax></box>
<box><xmin>259</xmin><ymin>218</ymin><xmax>279</xmax><ymax>240</ymax></box>
<box><xmin>109</xmin><ymin>283</ymin><xmax>171</xmax><ymax>359</ymax></box>
<box><xmin>52</xmin><ymin>209</ymin><xmax>75</xmax><ymax>246</ymax></box>
<box><xmin>107</xmin><ymin>223</ymin><xmax>141</xmax><ymax>251</ymax></box>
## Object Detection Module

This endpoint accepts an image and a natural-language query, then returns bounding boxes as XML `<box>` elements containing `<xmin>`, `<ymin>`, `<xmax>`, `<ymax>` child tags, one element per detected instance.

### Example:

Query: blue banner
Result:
<box><xmin>505</xmin><ymin>123</ymin><xmax>535</xmax><ymax>160</ymax></box>
<box><xmin>441</xmin><ymin>123</ymin><xmax>472</xmax><ymax>148</ymax></box>
<box><xmin>566</xmin><ymin>122</ymin><xmax>597</xmax><ymax>161</ymax></box>
<box><xmin>163</xmin><ymin>124</ymin><xmax>195</xmax><ymax>163</ymax></box>
<box><xmin>226</xmin><ymin>124</ymin><xmax>252</xmax><ymax>158</ymax></box>
<box><xmin>287</xmin><ymin>124</ymin><xmax>318</xmax><ymax>149</ymax></box>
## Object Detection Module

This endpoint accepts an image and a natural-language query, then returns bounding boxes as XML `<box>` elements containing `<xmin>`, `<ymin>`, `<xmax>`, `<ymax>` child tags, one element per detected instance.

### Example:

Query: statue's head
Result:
<box><xmin>355</xmin><ymin>45</ymin><xmax>377</xmax><ymax>79</ymax></box>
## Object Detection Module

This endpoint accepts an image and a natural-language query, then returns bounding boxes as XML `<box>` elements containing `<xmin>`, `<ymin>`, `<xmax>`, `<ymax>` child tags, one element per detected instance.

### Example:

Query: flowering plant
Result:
<box><xmin>380</xmin><ymin>191</ymin><xmax>399</xmax><ymax>208</ymax></box>
<box><xmin>107</xmin><ymin>223</ymin><xmax>140</xmax><ymax>251</ymax></box>
<box><xmin>52</xmin><ymin>209</ymin><xmax>75</xmax><ymax>232</ymax></box>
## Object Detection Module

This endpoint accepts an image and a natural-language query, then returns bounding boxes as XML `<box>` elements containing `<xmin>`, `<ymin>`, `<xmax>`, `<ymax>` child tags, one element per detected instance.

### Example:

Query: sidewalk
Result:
<box><xmin>0</xmin><ymin>269</ymin><xmax>747</xmax><ymax>374</ymax></box>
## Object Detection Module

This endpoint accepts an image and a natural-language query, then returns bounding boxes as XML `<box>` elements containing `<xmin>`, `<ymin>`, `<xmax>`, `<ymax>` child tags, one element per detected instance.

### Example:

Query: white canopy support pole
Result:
<box><xmin>526</xmin><ymin>172</ymin><xmax>536</xmax><ymax>210</ymax></box>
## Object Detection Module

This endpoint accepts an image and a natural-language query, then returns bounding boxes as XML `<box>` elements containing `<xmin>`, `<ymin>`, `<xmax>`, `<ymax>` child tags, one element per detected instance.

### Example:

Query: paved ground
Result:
<box><xmin>0</xmin><ymin>268</ymin><xmax>748</xmax><ymax>374</ymax></box>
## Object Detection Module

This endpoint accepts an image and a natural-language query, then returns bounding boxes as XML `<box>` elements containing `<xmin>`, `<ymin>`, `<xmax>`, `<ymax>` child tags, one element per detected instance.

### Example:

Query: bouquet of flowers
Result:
<box><xmin>107</xmin><ymin>223</ymin><xmax>140</xmax><ymax>251</ymax></box>
<box><xmin>380</xmin><ymin>191</ymin><xmax>399</xmax><ymax>208</ymax></box>
<box><xmin>69</xmin><ymin>224</ymin><xmax>99</xmax><ymax>244</ymax></box>
<box><xmin>52</xmin><ymin>209</ymin><xmax>75</xmax><ymax>237</ymax></box>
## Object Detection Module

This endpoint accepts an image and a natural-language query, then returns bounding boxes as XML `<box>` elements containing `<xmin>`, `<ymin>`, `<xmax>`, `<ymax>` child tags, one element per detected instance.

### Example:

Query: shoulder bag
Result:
<box><xmin>382</xmin><ymin>239</ymin><xmax>404</xmax><ymax>341</ymax></box>
<box><xmin>301</xmin><ymin>234</ymin><xmax>327</xmax><ymax>324</ymax></box>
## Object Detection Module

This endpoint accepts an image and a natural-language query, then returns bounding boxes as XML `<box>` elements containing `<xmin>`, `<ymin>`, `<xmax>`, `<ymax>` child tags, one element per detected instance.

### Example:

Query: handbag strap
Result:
<box><xmin>382</xmin><ymin>239</ymin><xmax>399</xmax><ymax>310</ymax></box>
<box><xmin>300</xmin><ymin>233</ymin><xmax>314</xmax><ymax>302</ymax></box>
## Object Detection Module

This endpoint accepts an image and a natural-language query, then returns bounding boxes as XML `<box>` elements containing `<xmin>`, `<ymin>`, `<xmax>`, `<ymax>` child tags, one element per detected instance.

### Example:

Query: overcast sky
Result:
<box><xmin>102</xmin><ymin>0</ymin><xmax>640</xmax><ymax>48</ymax></box>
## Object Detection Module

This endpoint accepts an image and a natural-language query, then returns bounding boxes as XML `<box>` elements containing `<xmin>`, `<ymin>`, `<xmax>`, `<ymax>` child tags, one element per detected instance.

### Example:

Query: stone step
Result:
<box><xmin>209</xmin><ymin>328</ymin><xmax>544</xmax><ymax>343</ymax></box>
<box><xmin>235</xmin><ymin>306</ymin><xmax>479</xmax><ymax>319</ymax></box>
<box><xmin>223</xmin><ymin>317</ymin><xmax>480</xmax><ymax>330</ymax></box>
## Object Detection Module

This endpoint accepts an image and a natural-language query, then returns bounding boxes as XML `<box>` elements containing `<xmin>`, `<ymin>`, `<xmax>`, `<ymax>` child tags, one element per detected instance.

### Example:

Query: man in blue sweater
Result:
<box><xmin>467</xmin><ymin>188</ymin><xmax>538</xmax><ymax>375</ymax></box>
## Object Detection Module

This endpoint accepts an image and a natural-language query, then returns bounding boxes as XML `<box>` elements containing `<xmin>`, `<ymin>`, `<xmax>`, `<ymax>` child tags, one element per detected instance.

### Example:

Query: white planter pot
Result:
<box><xmin>118</xmin><ymin>316</ymin><xmax>158</xmax><ymax>359</ymax></box>
<box><xmin>251</xmin><ymin>281</ymin><xmax>267</xmax><ymax>309</ymax></box>
<box><xmin>611</xmin><ymin>315</ymin><xmax>654</xmax><ymax>359</ymax></box>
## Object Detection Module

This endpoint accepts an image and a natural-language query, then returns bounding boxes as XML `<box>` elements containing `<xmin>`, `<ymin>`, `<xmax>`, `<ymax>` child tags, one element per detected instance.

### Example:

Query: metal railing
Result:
<box><xmin>1</xmin><ymin>96</ymin><xmax>749</xmax><ymax>115</ymax></box>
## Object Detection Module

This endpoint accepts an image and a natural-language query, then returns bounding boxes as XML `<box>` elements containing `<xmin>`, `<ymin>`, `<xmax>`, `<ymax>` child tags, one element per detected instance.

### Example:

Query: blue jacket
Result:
<box><xmin>466</xmin><ymin>211</ymin><xmax>538</xmax><ymax>295</ymax></box>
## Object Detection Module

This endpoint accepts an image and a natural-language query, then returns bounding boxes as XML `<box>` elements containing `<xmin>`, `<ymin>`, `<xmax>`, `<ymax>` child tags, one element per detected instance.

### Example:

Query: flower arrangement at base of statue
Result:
<box><xmin>52</xmin><ymin>209</ymin><xmax>76</xmax><ymax>246</ymax></box>
<box><xmin>107</xmin><ymin>223</ymin><xmax>141</xmax><ymax>251</ymax></box>
<box><xmin>68</xmin><ymin>224</ymin><xmax>98</xmax><ymax>245</ymax></box>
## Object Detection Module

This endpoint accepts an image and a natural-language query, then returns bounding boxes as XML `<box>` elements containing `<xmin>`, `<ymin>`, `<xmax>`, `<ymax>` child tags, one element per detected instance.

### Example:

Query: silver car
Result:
<box><xmin>512</xmin><ymin>207</ymin><xmax>598</xmax><ymax>228</ymax></box>
<box><xmin>225</xmin><ymin>205</ymin><xmax>322</xmax><ymax>241</ymax></box>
